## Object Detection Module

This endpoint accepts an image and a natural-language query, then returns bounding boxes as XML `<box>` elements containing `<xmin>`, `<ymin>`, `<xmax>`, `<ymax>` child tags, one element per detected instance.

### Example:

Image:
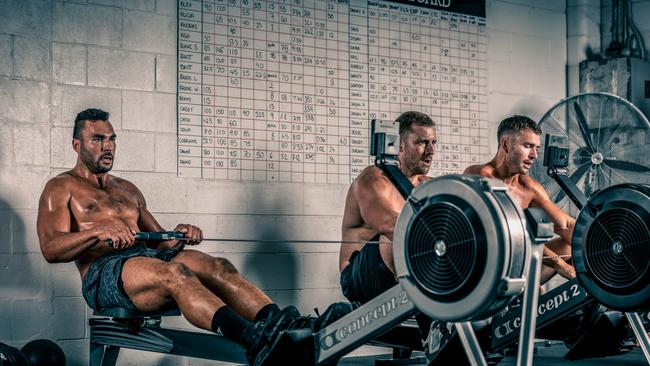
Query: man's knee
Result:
<box><xmin>165</xmin><ymin>262</ymin><xmax>195</xmax><ymax>283</ymax></box>
<box><xmin>210</xmin><ymin>257</ymin><xmax>238</xmax><ymax>275</ymax></box>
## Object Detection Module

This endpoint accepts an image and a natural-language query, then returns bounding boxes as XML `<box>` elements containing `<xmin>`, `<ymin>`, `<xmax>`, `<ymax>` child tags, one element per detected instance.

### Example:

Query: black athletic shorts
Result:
<box><xmin>82</xmin><ymin>245</ymin><xmax>181</xmax><ymax>312</ymax></box>
<box><xmin>340</xmin><ymin>235</ymin><xmax>397</xmax><ymax>304</ymax></box>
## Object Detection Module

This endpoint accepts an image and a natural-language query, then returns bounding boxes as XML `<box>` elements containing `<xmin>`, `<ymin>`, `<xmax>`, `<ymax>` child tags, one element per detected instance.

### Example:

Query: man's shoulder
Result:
<box><xmin>353</xmin><ymin>165</ymin><xmax>391</xmax><ymax>190</ymax></box>
<box><xmin>518</xmin><ymin>174</ymin><xmax>545</xmax><ymax>193</ymax></box>
<box><xmin>463</xmin><ymin>163</ymin><xmax>494</xmax><ymax>177</ymax></box>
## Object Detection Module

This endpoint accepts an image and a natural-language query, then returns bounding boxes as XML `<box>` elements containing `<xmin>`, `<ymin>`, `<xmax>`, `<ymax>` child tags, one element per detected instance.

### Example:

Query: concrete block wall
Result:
<box><xmin>0</xmin><ymin>0</ymin><xmax>567</xmax><ymax>364</ymax></box>
<box><xmin>486</xmin><ymin>0</ymin><xmax>567</xmax><ymax>154</ymax></box>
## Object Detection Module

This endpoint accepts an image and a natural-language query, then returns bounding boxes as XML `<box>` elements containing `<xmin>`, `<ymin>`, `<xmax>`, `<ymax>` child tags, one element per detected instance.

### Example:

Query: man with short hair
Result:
<box><xmin>339</xmin><ymin>111</ymin><xmax>437</xmax><ymax>349</ymax></box>
<box><xmin>37</xmin><ymin>108</ymin><xmax>298</xmax><ymax>365</ymax></box>
<box><xmin>464</xmin><ymin>115</ymin><xmax>576</xmax><ymax>283</ymax></box>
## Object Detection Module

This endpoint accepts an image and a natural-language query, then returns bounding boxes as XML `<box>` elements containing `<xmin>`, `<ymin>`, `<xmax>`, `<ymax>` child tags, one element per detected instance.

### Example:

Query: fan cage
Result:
<box><xmin>584</xmin><ymin>203</ymin><xmax>650</xmax><ymax>295</ymax></box>
<box><xmin>404</xmin><ymin>195</ymin><xmax>487</xmax><ymax>303</ymax></box>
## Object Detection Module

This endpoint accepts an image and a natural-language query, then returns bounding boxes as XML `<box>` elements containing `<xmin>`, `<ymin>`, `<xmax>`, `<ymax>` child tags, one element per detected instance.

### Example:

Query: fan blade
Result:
<box><xmin>573</xmin><ymin>102</ymin><xmax>596</xmax><ymax>152</ymax></box>
<box><xmin>553</xmin><ymin>162</ymin><xmax>591</xmax><ymax>204</ymax></box>
<box><xmin>603</xmin><ymin>159</ymin><xmax>650</xmax><ymax>172</ymax></box>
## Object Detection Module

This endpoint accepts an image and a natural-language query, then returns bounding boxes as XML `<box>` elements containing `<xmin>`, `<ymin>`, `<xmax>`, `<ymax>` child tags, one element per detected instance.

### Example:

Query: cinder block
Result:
<box><xmin>246</xmin><ymin>183</ymin><xmax>304</xmax><ymax>215</ymax></box>
<box><xmin>11</xmin><ymin>209</ymin><xmax>40</xmax><ymax>254</ymax></box>
<box><xmin>549</xmin><ymin>39</ymin><xmax>567</xmax><ymax>68</ymax></box>
<box><xmin>566</xmin><ymin>64</ymin><xmax>580</xmax><ymax>95</ymax></box>
<box><xmin>0</xmin><ymin>0</ymin><xmax>51</xmax><ymax>38</ymax></box>
<box><xmin>53</xmin><ymin>297</ymin><xmax>86</xmax><ymax>339</ymax></box>
<box><xmin>10</xmin><ymin>298</ymin><xmax>53</xmax><ymax>342</ymax></box>
<box><xmin>0</xmin><ymin>210</ymin><xmax>11</xmax><ymax>254</ymax></box>
<box><xmin>88</xmin><ymin>48</ymin><xmax>155</xmax><ymax>91</ymax></box>
<box><xmin>0</xmin><ymin>299</ymin><xmax>10</xmax><ymax>340</ymax></box>
<box><xmin>286</xmin><ymin>216</ymin><xmax>342</xmax><ymax>253</ymax></box>
<box><xmin>0</xmin><ymin>79</ymin><xmax>50</xmax><ymax>123</ymax></box>
<box><xmin>566</xmin><ymin>35</ymin><xmax>596</xmax><ymax>65</ymax></box>
<box><xmin>302</xmin><ymin>252</ymin><xmax>340</xmax><ymax>288</ymax></box>
<box><xmin>511</xmin><ymin>34</ymin><xmax>550</xmax><ymax>67</ymax></box>
<box><xmin>52</xmin><ymin>262</ymin><xmax>83</xmax><ymax>297</ymax></box>
<box><xmin>489</xmin><ymin>1</ymin><xmax>565</xmax><ymax>39</ymax></box>
<box><xmin>156</xmin><ymin>0</ymin><xmax>177</xmax><ymax>16</ymax></box>
<box><xmin>0</xmin><ymin>34</ymin><xmax>11</xmax><ymax>77</ymax></box>
<box><xmin>52</xmin><ymin>2</ymin><xmax>122</xmax><ymax>47</ymax></box>
<box><xmin>183</xmin><ymin>181</ymin><xmax>249</xmax><ymax>215</ymax></box>
<box><xmin>111</xmin><ymin>131</ymin><xmax>155</xmax><ymax>172</ymax></box>
<box><xmin>13</xmin><ymin>124</ymin><xmax>49</xmax><ymax>166</ymax></box>
<box><xmin>120</xmin><ymin>172</ymin><xmax>189</xmax><ymax>213</ymax></box>
<box><xmin>488</xmin><ymin>61</ymin><xmax>530</xmax><ymax>95</ymax></box>
<box><xmin>57</xmin><ymin>339</ymin><xmax>89</xmax><ymax>366</ymax></box>
<box><xmin>154</xmin><ymin>133</ymin><xmax>177</xmax><ymax>173</ymax></box>
<box><xmin>155</xmin><ymin>54</ymin><xmax>176</xmax><ymax>93</ymax></box>
<box><xmin>215</xmin><ymin>215</ymin><xmax>298</xmax><ymax>243</ymax></box>
<box><xmin>487</xmin><ymin>30</ymin><xmax>511</xmax><ymax>63</ymax></box>
<box><xmin>529</xmin><ymin>66</ymin><xmax>565</xmax><ymax>98</ymax></box>
<box><xmin>50</xmin><ymin>127</ymin><xmax>77</xmax><ymax>169</ymax></box>
<box><xmin>89</xmin><ymin>0</ymin><xmax>155</xmax><ymax>11</ymax></box>
<box><xmin>51</xmin><ymin>85</ymin><xmax>122</xmax><ymax>129</ymax></box>
<box><xmin>0</xmin><ymin>122</ymin><xmax>12</xmax><ymax>166</ymax></box>
<box><xmin>14</xmin><ymin>36</ymin><xmax>50</xmax><ymax>81</ymax></box>
<box><xmin>231</xmin><ymin>252</ymin><xmax>301</xmax><ymax>291</ymax></box>
<box><xmin>501</xmin><ymin>0</ymin><xmax>565</xmax><ymax>12</ymax></box>
<box><xmin>566</xmin><ymin>2</ymin><xmax>600</xmax><ymax>37</ymax></box>
<box><xmin>303</xmin><ymin>184</ymin><xmax>347</xmax><ymax>216</ymax></box>
<box><xmin>273</xmin><ymin>288</ymin><xmax>347</xmax><ymax>315</ymax></box>
<box><xmin>0</xmin><ymin>254</ymin><xmax>48</xmax><ymax>299</ymax></box>
<box><xmin>122</xmin><ymin>91</ymin><xmax>175</xmax><ymax>133</ymax></box>
<box><xmin>0</xmin><ymin>166</ymin><xmax>51</xmax><ymax>209</ymax></box>
<box><xmin>488</xmin><ymin>93</ymin><xmax>557</xmax><ymax>125</ymax></box>
<box><xmin>123</xmin><ymin>10</ymin><xmax>175</xmax><ymax>55</ymax></box>
<box><xmin>53</xmin><ymin>43</ymin><xmax>86</xmax><ymax>85</ymax></box>
<box><xmin>632</xmin><ymin>1</ymin><xmax>650</xmax><ymax>33</ymax></box>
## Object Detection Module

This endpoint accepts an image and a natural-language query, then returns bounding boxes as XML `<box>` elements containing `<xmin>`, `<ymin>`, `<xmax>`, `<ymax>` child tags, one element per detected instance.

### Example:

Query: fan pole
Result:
<box><xmin>625</xmin><ymin>312</ymin><xmax>650</xmax><ymax>363</ymax></box>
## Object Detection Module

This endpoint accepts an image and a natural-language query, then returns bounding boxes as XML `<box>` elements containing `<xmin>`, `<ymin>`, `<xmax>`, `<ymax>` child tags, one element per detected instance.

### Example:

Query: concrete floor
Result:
<box><xmin>338</xmin><ymin>342</ymin><xmax>648</xmax><ymax>365</ymax></box>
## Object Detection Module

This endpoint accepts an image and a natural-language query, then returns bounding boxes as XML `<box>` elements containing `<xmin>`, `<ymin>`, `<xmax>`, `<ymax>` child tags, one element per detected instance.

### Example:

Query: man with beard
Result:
<box><xmin>464</xmin><ymin>115</ymin><xmax>576</xmax><ymax>283</ymax></box>
<box><xmin>36</xmin><ymin>108</ymin><xmax>303</xmax><ymax>365</ymax></box>
<box><xmin>339</xmin><ymin>111</ymin><xmax>437</xmax><ymax>350</ymax></box>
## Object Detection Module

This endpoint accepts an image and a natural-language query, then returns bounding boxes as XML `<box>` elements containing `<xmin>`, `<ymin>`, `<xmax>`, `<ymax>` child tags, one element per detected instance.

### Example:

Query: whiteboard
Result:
<box><xmin>177</xmin><ymin>0</ymin><xmax>488</xmax><ymax>183</ymax></box>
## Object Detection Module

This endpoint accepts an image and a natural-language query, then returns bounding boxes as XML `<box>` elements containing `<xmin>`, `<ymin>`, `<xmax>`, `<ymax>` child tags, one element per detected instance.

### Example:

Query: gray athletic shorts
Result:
<box><xmin>82</xmin><ymin>245</ymin><xmax>181</xmax><ymax>312</ymax></box>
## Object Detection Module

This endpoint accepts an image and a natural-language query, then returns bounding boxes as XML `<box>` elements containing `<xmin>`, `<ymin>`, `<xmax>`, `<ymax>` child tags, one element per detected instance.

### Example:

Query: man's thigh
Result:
<box><xmin>121</xmin><ymin>256</ymin><xmax>179</xmax><ymax>312</ymax></box>
<box><xmin>170</xmin><ymin>249</ymin><xmax>232</xmax><ymax>279</ymax></box>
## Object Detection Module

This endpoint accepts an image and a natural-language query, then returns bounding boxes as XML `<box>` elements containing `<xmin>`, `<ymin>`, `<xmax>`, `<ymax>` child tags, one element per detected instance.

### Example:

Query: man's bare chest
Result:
<box><xmin>507</xmin><ymin>184</ymin><xmax>534</xmax><ymax>208</ymax></box>
<box><xmin>69</xmin><ymin>186</ymin><xmax>139</xmax><ymax>221</ymax></box>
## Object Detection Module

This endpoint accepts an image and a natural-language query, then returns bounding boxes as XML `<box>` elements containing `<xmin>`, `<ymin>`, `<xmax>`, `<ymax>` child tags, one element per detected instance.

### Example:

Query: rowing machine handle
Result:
<box><xmin>107</xmin><ymin>231</ymin><xmax>185</xmax><ymax>247</ymax></box>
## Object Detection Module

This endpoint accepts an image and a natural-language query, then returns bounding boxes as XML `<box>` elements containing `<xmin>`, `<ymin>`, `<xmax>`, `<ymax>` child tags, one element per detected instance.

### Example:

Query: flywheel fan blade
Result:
<box><xmin>553</xmin><ymin>162</ymin><xmax>591</xmax><ymax>204</ymax></box>
<box><xmin>573</xmin><ymin>102</ymin><xmax>597</xmax><ymax>152</ymax></box>
<box><xmin>603</xmin><ymin>159</ymin><xmax>650</xmax><ymax>172</ymax></box>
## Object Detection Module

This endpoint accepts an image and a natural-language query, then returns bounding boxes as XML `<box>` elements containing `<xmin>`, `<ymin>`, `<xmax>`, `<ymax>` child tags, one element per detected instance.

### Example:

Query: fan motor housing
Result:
<box><xmin>572</xmin><ymin>183</ymin><xmax>650</xmax><ymax>311</ymax></box>
<box><xmin>393</xmin><ymin>175</ymin><xmax>531</xmax><ymax>321</ymax></box>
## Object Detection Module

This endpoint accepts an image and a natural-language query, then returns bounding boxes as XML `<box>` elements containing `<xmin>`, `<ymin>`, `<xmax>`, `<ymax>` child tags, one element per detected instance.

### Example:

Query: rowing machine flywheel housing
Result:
<box><xmin>393</xmin><ymin>175</ymin><xmax>531</xmax><ymax>321</ymax></box>
<box><xmin>572</xmin><ymin>183</ymin><xmax>650</xmax><ymax>312</ymax></box>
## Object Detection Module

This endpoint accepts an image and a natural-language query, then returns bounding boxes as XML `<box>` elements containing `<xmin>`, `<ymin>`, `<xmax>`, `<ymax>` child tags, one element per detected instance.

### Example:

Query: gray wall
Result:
<box><xmin>0</xmin><ymin>0</ymin><xmax>576</xmax><ymax>364</ymax></box>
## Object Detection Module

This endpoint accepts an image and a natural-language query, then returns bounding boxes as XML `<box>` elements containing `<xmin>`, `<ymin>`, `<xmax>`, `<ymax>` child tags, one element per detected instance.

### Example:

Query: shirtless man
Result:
<box><xmin>37</xmin><ymin>108</ymin><xmax>299</xmax><ymax>365</ymax></box>
<box><xmin>339</xmin><ymin>111</ymin><xmax>436</xmax><ymax>347</ymax></box>
<box><xmin>463</xmin><ymin>115</ymin><xmax>576</xmax><ymax>283</ymax></box>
